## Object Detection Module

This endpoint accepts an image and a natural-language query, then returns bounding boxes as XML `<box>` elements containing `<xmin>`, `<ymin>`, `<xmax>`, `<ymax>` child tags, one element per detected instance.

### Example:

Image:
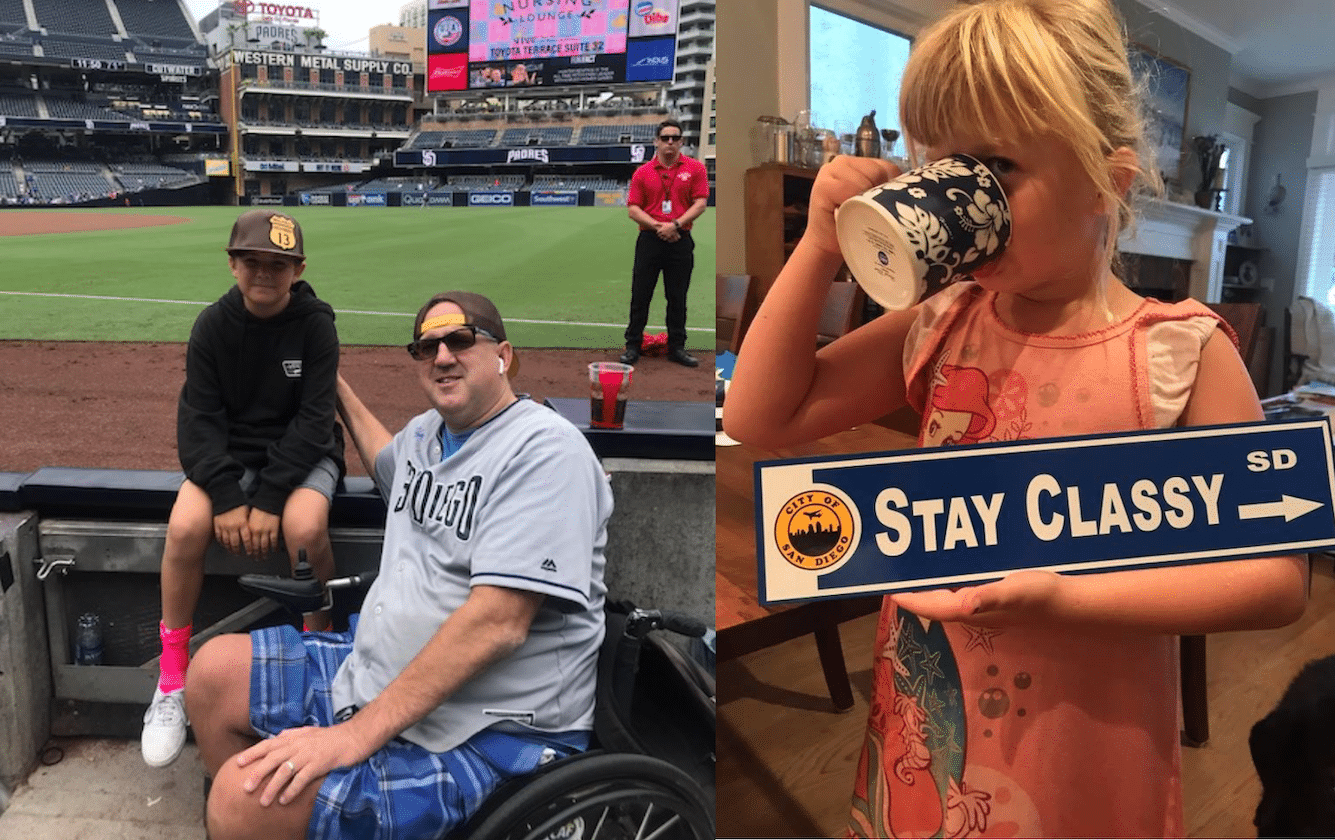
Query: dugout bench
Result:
<box><xmin>0</xmin><ymin>397</ymin><xmax>715</xmax><ymax>791</ymax></box>
<box><xmin>0</xmin><ymin>468</ymin><xmax>385</xmax><ymax>742</ymax></box>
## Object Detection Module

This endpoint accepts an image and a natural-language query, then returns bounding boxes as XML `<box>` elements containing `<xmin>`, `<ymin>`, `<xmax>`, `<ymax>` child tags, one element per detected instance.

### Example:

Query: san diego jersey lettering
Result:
<box><xmin>393</xmin><ymin>460</ymin><xmax>482</xmax><ymax>540</ymax></box>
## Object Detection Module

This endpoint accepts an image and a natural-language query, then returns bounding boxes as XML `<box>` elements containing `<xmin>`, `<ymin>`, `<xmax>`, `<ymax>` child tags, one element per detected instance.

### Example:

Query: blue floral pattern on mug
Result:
<box><xmin>868</xmin><ymin>155</ymin><xmax>1010</xmax><ymax>295</ymax></box>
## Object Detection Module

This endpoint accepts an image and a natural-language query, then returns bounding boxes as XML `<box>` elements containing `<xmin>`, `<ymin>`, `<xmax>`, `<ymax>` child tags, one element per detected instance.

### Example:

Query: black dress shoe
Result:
<box><xmin>667</xmin><ymin>347</ymin><xmax>699</xmax><ymax>367</ymax></box>
<box><xmin>619</xmin><ymin>347</ymin><xmax>640</xmax><ymax>365</ymax></box>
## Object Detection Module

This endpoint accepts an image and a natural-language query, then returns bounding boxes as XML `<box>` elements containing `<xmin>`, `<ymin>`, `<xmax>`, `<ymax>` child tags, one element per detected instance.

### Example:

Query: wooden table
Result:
<box><xmin>715</xmin><ymin>424</ymin><xmax>917</xmax><ymax>709</ymax></box>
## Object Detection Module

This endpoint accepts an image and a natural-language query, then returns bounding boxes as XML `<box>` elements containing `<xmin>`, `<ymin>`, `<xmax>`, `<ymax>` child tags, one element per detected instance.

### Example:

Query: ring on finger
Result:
<box><xmin>285</xmin><ymin>760</ymin><xmax>296</xmax><ymax>774</ymax></box>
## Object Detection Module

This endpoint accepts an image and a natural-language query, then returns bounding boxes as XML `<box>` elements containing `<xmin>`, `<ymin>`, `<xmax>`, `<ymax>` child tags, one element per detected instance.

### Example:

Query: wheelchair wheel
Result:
<box><xmin>465</xmin><ymin>751</ymin><xmax>714</xmax><ymax>840</ymax></box>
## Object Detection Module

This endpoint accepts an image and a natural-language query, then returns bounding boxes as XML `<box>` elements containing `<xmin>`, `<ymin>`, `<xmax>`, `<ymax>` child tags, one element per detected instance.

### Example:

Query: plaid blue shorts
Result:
<box><xmin>249</xmin><ymin>617</ymin><xmax>590</xmax><ymax>840</ymax></box>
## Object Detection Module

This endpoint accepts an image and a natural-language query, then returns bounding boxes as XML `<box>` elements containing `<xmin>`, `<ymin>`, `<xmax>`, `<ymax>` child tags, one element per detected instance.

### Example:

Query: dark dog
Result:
<box><xmin>1250</xmin><ymin>654</ymin><xmax>1335</xmax><ymax>836</ymax></box>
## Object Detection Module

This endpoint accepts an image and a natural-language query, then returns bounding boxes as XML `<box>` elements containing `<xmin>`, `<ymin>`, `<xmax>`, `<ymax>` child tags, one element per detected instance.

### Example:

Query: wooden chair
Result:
<box><xmin>716</xmin><ymin>273</ymin><xmax>757</xmax><ymax>354</ymax></box>
<box><xmin>816</xmin><ymin>281</ymin><xmax>864</xmax><ymax>347</ymax></box>
<box><xmin>1206</xmin><ymin>303</ymin><xmax>1262</xmax><ymax>360</ymax></box>
<box><xmin>1207</xmin><ymin>301</ymin><xmax>1269</xmax><ymax>398</ymax></box>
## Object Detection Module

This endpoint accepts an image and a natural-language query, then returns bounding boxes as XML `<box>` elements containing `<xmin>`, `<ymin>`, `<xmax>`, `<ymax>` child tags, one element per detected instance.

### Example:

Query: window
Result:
<box><xmin>808</xmin><ymin>4</ymin><xmax>910</xmax><ymax>151</ymax></box>
<box><xmin>1298</xmin><ymin>168</ymin><xmax>1335</xmax><ymax>306</ymax></box>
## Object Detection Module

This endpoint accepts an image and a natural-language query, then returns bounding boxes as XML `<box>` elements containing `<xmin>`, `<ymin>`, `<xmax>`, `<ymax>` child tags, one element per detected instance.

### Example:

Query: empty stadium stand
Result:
<box><xmin>448</xmin><ymin>174</ymin><xmax>525</xmax><ymax>191</ymax></box>
<box><xmin>0</xmin><ymin>93</ymin><xmax>39</xmax><ymax>118</ymax></box>
<box><xmin>112</xmin><ymin>162</ymin><xmax>194</xmax><ymax>192</ymax></box>
<box><xmin>39</xmin><ymin>35</ymin><xmax>131</xmax><ymax>63</ymax></box>
<box><xmin>21</xmin><ymin>161</ymin><xmax>116</xmax><ymax>202</ymax></box>
<box><xmin>531</xmin><ymin>175</ymin><xmax>623</xmax><ymax>192</ymax></box>
<box><xmin>578</xmin><ymin>123</ymin><xmax>658</xmax><ymax>145</ymax></box>
<box><xmin>116</xmin><ymin>0</ymin><xmax>198</xmax><ymax>40</ymax></box>
<box><xmin>351</xmin><ymin>176</ymin><xmax>440</xmax><ymax>192</ymax></box>
<box><xmin>406</xmin><ymin>128</ymin><xmax>497</xmax><ymax>149</ymax></box>
<box><xmin>0</xmin><ymin>0</ymin><xmax>26</xmax><ymax>26</ymax></box>
<box><xmin>498</xmin><ymin>126</ymin><xmax>574</xmax><ymax>147</ymax></box>
<box><xmin>0</xmin><ymin>161</ymin><xmax>19</xmax><ymax>200</ymax></box>
<box><xmin>44</xmin><ymin>95</ymin><xmax>131</xmax><ymax>121</ymax></box>
<box><xmin>32</xmin><ymin>0</ymin><xmax>117</xmax><ymax>36</ymax></box>
<box><xmin>0</xmin><ymin>31</ymin><xmax>34</xmax><ymax>59</ymax></box>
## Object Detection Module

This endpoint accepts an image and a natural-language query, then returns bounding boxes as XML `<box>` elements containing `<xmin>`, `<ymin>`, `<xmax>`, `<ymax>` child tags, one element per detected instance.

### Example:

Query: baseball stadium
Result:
<box><xmin>0</xmin><ymin>1</ymin><xmax>716</xmax><ymax>836</ymax></box>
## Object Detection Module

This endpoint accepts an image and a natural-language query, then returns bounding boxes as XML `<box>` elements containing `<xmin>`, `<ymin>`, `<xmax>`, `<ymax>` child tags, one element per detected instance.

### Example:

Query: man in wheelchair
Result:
<box><xmin>185</xmin><ymin>291</ymin><xmax>612</xmax><ymax>840</ymax></box>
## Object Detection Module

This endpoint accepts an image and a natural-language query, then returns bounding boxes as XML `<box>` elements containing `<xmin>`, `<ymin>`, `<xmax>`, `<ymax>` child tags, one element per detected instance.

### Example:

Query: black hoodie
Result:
<box><xmin>177</xmin><ymin>280</ymin><xmax>346</xmax><ymax>516</ymax></box>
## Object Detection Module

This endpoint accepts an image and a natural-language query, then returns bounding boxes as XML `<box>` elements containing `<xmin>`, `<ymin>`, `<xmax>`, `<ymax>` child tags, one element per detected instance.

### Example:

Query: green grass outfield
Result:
<box><xmin>0</xmin><ymin>206</ymin><xmax>716</xmax><ymax>348</ymax></box>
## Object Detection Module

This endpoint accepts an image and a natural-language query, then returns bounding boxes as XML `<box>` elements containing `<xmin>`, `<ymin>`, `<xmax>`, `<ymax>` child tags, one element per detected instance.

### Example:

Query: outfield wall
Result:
<box><xmin>245</xmin><ymin>189</ymin><xmax>627</xmax><ymax>208</ymax></box>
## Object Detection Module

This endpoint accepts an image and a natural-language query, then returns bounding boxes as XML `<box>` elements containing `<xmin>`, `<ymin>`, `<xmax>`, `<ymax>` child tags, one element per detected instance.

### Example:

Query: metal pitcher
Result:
<box><xmin>854</xmin><ymin>110</ymin><xmax>881</xmax><ymax>158</ymax></box>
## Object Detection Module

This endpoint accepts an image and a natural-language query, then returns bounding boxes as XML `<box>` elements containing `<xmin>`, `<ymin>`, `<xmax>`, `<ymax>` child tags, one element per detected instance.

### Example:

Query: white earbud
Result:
<box><xmin>498</xmin><ymin>357</ymin><xmax>506</xmax><ymax>375</ymax></box>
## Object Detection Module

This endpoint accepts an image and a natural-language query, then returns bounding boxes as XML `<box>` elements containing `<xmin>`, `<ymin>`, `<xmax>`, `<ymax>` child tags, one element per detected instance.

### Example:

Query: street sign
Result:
<box><xmin>756</xmin><ymin>419</ymin><xmax>1335</xmax><ymax>604</ymax></box>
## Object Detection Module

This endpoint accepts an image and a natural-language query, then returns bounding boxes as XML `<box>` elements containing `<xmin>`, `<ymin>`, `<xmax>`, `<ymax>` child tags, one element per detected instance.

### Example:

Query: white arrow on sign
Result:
<box><xmin>1237</xmin><ymin>495</ymin><xmax>1325</xmax><ymax>522</ymax></box>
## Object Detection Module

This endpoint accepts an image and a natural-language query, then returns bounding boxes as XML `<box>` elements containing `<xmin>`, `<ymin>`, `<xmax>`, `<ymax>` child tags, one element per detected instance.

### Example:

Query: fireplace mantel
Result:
<box><xmin>1118</xmin><ymin>198</ymin><xmax>1250</xmax><ymax>303</ymax></box>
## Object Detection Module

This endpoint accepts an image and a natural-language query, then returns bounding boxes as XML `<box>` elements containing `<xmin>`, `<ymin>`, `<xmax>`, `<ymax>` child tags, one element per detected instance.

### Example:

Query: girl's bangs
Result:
<box><xmin>900</xmin><ymin>12</ymin><xmax>1074</xmax><ymax>155</ymax></box>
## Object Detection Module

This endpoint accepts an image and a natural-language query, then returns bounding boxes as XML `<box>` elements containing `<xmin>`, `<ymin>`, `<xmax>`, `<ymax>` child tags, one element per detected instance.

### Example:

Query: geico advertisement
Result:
<box><xmin>468</xmin><ymin>191</ymin><xmax>514</xmax><ymax>206</ymax></box>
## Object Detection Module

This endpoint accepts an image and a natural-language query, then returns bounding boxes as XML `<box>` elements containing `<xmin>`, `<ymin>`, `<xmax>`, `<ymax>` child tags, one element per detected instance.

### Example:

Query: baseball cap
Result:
<box><xmin>226</xmin><ymin>209</ymin><xmax>305</xmax><ymax>260</ymax></box>
<box><xmin>415</xmin><ymin>291</ymin><xmax>508</xmax><ymax>342</ymax></box>
<box><xmin>414</xmin><ymin>290</ymin><xmax>520</xmax><ymax>377</ymax></box>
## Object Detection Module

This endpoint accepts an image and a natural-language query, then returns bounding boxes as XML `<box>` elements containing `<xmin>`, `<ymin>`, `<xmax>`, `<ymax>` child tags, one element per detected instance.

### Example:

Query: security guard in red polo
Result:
<box><xmin>620</xmin><ymin>118</ymin><xmax>710</xmax><ymax>368</ymax></box>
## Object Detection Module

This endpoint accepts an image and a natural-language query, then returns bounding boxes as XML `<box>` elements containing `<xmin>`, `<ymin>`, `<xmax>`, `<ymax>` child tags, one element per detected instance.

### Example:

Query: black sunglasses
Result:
<box><xmin>406</xmin><ymin>325</ymin><xmax>498</xmax><ymax>360</ymax></box>
<box><xmin>658</xmin><ymin>134</ymin><xmax>683</xmax><ymax>142</ymax></box>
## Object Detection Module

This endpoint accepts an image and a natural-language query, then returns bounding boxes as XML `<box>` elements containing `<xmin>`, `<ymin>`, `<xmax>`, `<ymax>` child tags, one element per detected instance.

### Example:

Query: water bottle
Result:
<box><xmin>75</xmin><ymin>612</ymin><xmax>103</xmax><ymax>666</ymax></box>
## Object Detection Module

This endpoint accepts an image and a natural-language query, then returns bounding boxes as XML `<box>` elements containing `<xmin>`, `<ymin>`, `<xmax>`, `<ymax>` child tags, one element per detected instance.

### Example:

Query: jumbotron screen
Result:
<box><xmin>426</xmin><ymin>0</ymin><xmax>679</xmax><ymax>93</ymax></box>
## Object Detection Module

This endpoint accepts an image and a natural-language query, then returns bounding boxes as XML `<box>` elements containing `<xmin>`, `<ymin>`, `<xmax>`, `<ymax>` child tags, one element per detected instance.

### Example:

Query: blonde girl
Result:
<box><xmin>723</xmin><ymin>0</ymin><xmax>1307</xmax><ymax>835</ymax></box>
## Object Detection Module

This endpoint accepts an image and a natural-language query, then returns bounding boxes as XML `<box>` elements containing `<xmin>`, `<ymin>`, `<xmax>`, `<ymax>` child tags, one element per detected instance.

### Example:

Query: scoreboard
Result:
<box><xmin>426</xmin><ymin>0</ymin><xmax>679</xmax><ymax>93</ymax></box>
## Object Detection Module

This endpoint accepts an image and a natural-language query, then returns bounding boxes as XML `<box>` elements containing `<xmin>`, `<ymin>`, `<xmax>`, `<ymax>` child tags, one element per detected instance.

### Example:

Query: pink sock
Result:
<box><xmin>158</xmin><ymin>622</ymin><xmax>191</xmax><ymax>694</ymax></box>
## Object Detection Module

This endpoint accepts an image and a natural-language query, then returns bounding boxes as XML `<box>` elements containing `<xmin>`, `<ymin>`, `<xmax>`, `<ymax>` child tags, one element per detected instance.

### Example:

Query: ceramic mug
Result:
<box><xmin>834</xmin><ymin>154</ymin><xmax>1011</xmax><ymax>310</ymax></box>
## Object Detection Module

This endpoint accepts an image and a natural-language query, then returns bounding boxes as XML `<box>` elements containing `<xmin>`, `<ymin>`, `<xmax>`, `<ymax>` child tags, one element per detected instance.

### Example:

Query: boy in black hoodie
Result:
<box><xmin>142</xmin><ymin>209</ymin><xmax>345</xmax><ymax>768</ymax></box>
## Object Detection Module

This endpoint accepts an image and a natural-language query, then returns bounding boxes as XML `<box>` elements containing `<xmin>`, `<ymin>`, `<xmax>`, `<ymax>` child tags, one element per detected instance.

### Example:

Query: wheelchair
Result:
<box><xmin>239</xmin><ymin>556</ymin><xmax>716</xmax><ymax>840</ymax></box>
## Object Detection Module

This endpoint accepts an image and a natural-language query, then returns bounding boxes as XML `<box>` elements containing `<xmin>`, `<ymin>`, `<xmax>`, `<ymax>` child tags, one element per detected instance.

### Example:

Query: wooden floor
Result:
<box><xmin>718</xmin><ymin>555</ymin><xmax>1335</xmax><ymax>838</ymax></box>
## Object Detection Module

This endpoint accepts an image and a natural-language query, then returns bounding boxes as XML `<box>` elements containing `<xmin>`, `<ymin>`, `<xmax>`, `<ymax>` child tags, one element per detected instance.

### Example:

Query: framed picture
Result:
<box><xmin>1130</xmin><ymin>45</ymin><xmax>1191</xmax><ymax>189</ymax></box>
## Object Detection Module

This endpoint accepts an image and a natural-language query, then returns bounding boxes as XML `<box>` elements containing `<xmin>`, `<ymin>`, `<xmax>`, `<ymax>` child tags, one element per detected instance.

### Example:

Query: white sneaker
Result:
<box><xmin>141</xmin><ymin>687</ymin><xmax>188</xmax><ymax>767</ymax></box>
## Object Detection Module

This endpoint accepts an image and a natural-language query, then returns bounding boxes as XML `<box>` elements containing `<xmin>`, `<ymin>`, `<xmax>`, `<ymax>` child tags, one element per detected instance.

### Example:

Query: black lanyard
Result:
<box><xmin>658</xmin><ymin>166</ymin><xmax>677</xmax><ymax>208</ymax></box>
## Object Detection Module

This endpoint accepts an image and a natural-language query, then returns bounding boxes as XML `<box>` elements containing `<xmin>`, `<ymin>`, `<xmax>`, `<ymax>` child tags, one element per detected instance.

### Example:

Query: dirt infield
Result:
<box><xmin>0</xmin><ymin>341</ymin><xmax>714</xmax><ymax>476</ymax></box>
<box><xmin>0</xmin><ymin>209</ymin><xmax>190</xmax><ymax>236</ymax></box>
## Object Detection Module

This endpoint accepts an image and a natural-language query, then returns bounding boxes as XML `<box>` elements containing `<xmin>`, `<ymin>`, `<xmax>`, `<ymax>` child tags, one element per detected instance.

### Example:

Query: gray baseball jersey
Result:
<box><xmin>329</xmin><ymin>398</ymin><xmax>611</xmax><ymax>752</ymax></box>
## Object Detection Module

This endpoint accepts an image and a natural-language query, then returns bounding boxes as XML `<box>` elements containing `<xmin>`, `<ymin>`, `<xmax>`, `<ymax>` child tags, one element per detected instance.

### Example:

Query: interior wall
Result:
<box><xmin>1114</xmin><ymin>0</ymin><xmax>1233</xmax><ymax>198</ymax></box>
<box><xmin>715</xmin><ymin>0</ymin><xmax>783</xmax><ymax>277</ymax></box>
<box><xmin>1252</xmin><ymin>91</ymin><xmax>1317</xmax><ymax>392</ymax></box>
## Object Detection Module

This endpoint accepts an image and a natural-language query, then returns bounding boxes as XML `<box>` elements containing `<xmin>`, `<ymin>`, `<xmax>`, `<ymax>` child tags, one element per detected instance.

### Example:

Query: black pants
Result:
<box><xmin>624</xmin><ymin>228</ymin><xmax>694</xmax><ymax>350</ymax></box>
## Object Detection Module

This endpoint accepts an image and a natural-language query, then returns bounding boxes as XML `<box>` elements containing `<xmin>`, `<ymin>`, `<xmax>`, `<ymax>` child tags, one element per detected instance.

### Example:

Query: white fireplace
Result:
<box><xmin>1118</xmin><ymin>198</ymin><xmax>1250</xmax><ymax>302</ymax></box>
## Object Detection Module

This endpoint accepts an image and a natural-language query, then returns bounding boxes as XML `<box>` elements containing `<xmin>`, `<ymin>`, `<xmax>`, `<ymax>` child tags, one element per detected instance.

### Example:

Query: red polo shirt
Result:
<box><xmin>627</xmin><ymin>153</ymin><xmax>709</xmax><ymax>231</ymax></box>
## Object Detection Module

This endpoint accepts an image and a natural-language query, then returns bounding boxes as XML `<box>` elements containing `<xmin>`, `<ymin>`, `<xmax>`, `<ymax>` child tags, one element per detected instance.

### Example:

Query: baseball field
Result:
<box><xmin>0</xmin><ymin>205</ymin><xmax>716</xmax><ymax>348</ymax></box>
<box><xmin>0</xmin><ymin>205</ymin><xmax>715</xmax><ymax>474</ymax></box>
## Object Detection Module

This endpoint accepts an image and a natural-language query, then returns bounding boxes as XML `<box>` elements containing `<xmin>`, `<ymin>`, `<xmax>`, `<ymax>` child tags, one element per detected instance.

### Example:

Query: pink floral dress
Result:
<box><xmin>847</xmin><ymin>282</ymin><xmax>1232</xmax><ymax>838</ymax></box>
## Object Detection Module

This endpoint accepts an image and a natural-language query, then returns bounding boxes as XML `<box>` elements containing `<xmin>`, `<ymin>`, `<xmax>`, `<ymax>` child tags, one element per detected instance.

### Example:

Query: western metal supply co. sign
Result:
<box><xmin>756</xmin><ymin>420</ymin><xmax>1335</xmax><ymax>604</ymax></box>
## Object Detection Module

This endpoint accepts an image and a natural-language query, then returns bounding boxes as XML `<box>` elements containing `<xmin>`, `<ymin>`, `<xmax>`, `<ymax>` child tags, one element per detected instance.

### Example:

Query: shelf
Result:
<box><xmin>750</xmin><ymin>162</ymin><xmax>820</xmax><ymax>177</ymax></box>
<box><xmin>746</xmin><ymin>165</ymin><xmax>821</xmax><ymax>296</ymax></box>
